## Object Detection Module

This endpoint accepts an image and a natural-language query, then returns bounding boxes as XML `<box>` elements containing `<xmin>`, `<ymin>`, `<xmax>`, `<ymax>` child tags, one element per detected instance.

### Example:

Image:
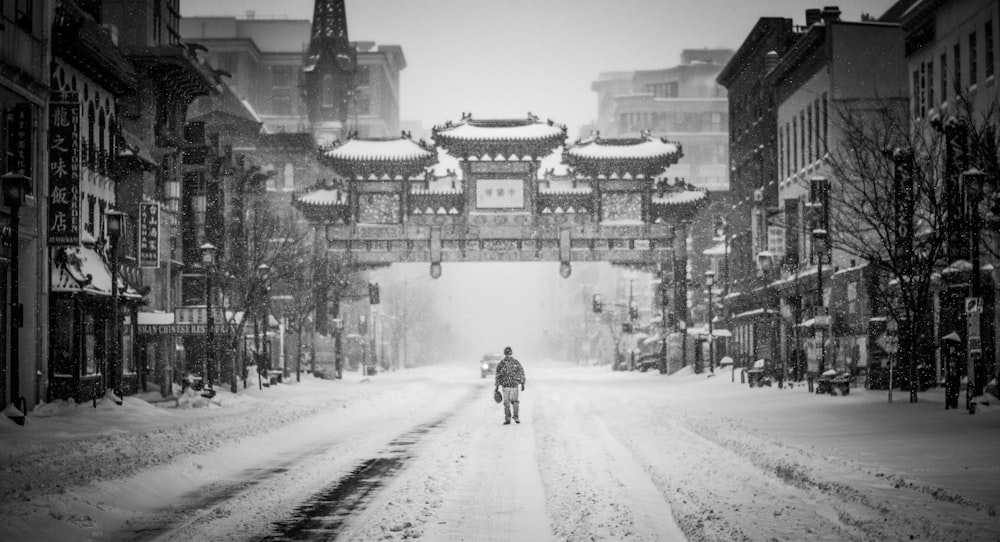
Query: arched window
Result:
<box><xmin>322</xmin><ymin>74</ymin><xmax>334</xmax><ymax>108</ymax></box>
<box><xmin>282</xmin><ymin>163</ymin><xmax>294</xmax><ymax>190</ymax></box>
<box><xmin>98</xmin><ymin>109</ymin><xmax>107</xmax><ymax>173</ymax></box>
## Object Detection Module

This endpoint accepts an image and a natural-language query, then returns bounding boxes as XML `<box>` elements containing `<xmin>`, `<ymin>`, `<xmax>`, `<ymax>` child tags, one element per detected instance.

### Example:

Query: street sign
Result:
<box><xmin>876</xmin><ymin>335</ymin><xmax>899</xmax><ymax>354</ymax></box>
<box><xmin>174</xmin><ymin>306</ymin><xmax>224</xmax><ymax>324</ymax></box>
<box><xmin>969</xmin><ymin>336</ymin><xmax>982</xmax><ymax>354</ymax></box>
<box><xmin>965</xmin><ymin>297</ymin><xmax>983</xmax><ymax>314</ymax></box>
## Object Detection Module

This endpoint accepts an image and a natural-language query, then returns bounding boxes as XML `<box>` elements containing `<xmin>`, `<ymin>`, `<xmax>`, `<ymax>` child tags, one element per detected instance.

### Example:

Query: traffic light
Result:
<box><xmin>368</xmin><ymin>282</ymin><xmax>380</xmax><ymax>305</ymax></box>
<box><xmin>592</xmin><ymin>294</ymin><xmax>603</xmax><ymax>313</ymax></box>
<box><xmin>713</xmin><ymin>215</ymin><xmax>727</xmax><ymax>240</ymax></box>
<box><xmin>629</xmin><ymin>300</ymin><xmax>639</xmax><ymax>320</ymax></box>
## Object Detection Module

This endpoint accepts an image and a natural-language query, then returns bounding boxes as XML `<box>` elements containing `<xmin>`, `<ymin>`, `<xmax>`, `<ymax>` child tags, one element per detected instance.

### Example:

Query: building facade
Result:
<box><xmin>898</xmin><ymin>0</ymin><xmax>1000</xmax><ymax>397</ymax></box>
<box><xmin>182</xmin><ymin>10</ymin><xmax>406</xmax><ymax>141</ymax></box>
<box><xmin>1</xmin><ymin>0</ymin><xmax>54</xmax><ymax>416</ymax></box>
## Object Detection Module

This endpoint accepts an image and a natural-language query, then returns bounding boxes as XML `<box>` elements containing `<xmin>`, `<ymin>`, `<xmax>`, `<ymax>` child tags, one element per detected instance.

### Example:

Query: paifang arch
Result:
<box><xmin>292</xmin><ymin>114</ymin><xmax>708</xmax><ymax>280</ymax></box>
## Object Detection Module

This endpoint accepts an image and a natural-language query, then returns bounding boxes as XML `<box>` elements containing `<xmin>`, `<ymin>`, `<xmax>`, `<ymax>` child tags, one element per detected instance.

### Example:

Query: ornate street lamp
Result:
<box><xmin>2</xmin><ymin>171</ymin><xmax>29</xmax><ymax>424</ymax></box>
<box><xmin>257</xmin><ymin>263</ymin><xmax>270</xmax><ymax>388</ymax></box>
<box><xmin>962</xmin><ymin>167</ymin><xmax>987</xmax><ymax>411</ymax></box>
<box><xmin>105</xmin><ymin>209</ymin><xmax>125</xmax><ymax>405</ymax></box>
<box><xmin>705</xmin><ymin>269</ymin><xmax>716</xmax><ymax>373</ymax></box>
<box><xmin>201</xmin><ymin>243</ymin><xmax>220</xmax><ymax>392</ymax></box>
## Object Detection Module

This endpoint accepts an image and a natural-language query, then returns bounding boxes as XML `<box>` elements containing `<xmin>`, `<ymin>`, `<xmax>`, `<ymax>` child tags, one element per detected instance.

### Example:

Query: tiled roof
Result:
<box><xmin>653</xmin><ymin>189</ymin><xmax>708</xmax><ymax>205</ymax></box>
<box><xmin>566</xmin><ymin>136</ymin><xmax>681</xmax><ymax>161</ymax></box>
<box><xmin>325</xmin><ymin>137</ymin><xmax>436</xmax><ymax>162</ymax></box>
<box><xmin>433</xmin><ymin>115</ymin><xmax>566</xmax><ymax>142</ymax></box>
<box><xmin>294</xmin><ymin>189</ymin><xmax>348</xmax><ymax>206</ymax></box>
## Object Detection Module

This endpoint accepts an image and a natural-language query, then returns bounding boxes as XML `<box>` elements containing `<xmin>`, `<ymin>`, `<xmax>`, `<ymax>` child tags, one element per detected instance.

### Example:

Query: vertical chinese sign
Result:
<box><xmin>5</xmin><ymin>103</ymin><xmax>33</xmax><ymax>181</ymax></box>
<box><xmin>139</xmin><ymin>201</ymin><xmax>160</xmax><ymax>268</ymax></box>
<box><xmin>48</xmin><ymin>92</ymin><xmax>81</xmax><ymax>246</ymax></box>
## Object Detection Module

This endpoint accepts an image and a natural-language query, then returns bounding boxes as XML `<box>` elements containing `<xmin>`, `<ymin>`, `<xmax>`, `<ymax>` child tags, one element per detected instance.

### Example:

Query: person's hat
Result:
<box><xmin>504</xmin><ymin>346</ymin><xmax>512</xmax><ymax>356</ymax></box>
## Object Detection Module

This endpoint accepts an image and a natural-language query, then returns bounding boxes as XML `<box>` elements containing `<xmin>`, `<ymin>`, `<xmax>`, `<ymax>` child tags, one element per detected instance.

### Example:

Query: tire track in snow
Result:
<box><xmin>346</xmin><ymin>381</ymin><xmax>554</xmax><ymax>542</ymax></box>
<box><xmin>532</xmin><ymin>386</ymin><xmax>686</xmax><ymax>541</ymax></box>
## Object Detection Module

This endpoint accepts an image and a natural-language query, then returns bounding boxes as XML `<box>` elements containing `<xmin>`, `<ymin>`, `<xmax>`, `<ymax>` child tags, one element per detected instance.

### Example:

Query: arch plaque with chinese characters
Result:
<box><xmin>292</xmin><ymin>114</ymin><xmax>708</xmax><ymax>277</ymax></box>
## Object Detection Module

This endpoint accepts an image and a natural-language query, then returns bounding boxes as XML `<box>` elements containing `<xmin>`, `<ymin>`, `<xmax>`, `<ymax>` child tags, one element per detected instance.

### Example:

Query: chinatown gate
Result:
<box><xmin>292</xmin><ymin>115</ymin><xmax>708</xmax><ymax>367</ymax></box>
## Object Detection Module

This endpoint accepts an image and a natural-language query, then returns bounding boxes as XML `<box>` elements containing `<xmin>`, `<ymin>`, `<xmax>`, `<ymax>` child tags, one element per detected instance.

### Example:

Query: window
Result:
<box><xmin>355</xmin><ymin>64</ymin><xmax>370</xmax><ymax>86</ymax></box>
<box><xmin>785</xmin><ymin>123</ymin><xmax>791</xmax><ymax>178</ymax></box>
<box><xmin>792</xmin><ymin>117</ymin><xmax>798</xmax><ymax>173</ymax></box>
<box><xmin>920</xmin><ymin>62</ymin><xmax>927</xmax><ymax>116</ymax></box>
<box><xmin>987</xmin><ymin>20</ymin><xmax>995</xmax><ymax>79</ymax></box>
<box><xmin>807</xmin><ymin>103</ymin><xmax>813</xmax><ymax>163</ymax></box>
<box><xmin>940</xmin><ymin>52</ymin><xmax>948</xmax><ymax>103</ymax></box>
<box><xmin>912</xmin><ymin>69</ymin><xmax>920</xmax><ymax>117</ymax></box>
<box><xmin>272</xmin><ymin>95</ymin><xmax>292</xmax><ymax>116</ymax></box>
<box><xmin>778</xmin><ymin>129</ymin><xmax>784</xmax><ymax>179</ymax></box>
<box><xmin>970</xmin><ymin>31</ymin><xmax>978</xmax><ymax>86</ymax></box>
<box><xmin>799</xmin><ymin>110</ymin><xmax>805</xmax><ymax>170</ymax></box>
<box><xmin>814</xmin><ymin>98</ymin><xmax>822</xmax><ymax>157</ymax></box>
<box><xmin>954</xmin><ymin>42</ymin><xmax>962</xmax><ymax>92</ymax></box>
<box><xmin>322</xmin><ymin>74</ymin><xmax>334</xmax><ymax>108</ymax></box>
<box><xmin>282</xmin><ymin>163</ymin><xmax>293</xmax><ymax>189</ymax></box>
<box><xmin>152</xmin><ymin>0</ymin><xmax>161</xmax><ymax>43</ymax></box>
<box><xmin>822</xmin><ymin>92</ymin><xmax>828</xmax><ymax>153</ymax></box>
<box><xmin>14</xmin><ymin>0</ymin><xmax>33</xmax><ymax>31</ymax></box>
<box><xmin>927</xmin><ymin>60</ymin><xmax>934</xmax><ymax>109</ymax></box>
<box><xmin>272</xmin><ymin>66</ymin><xmax>294</xmax><ymax>89</ymax></box>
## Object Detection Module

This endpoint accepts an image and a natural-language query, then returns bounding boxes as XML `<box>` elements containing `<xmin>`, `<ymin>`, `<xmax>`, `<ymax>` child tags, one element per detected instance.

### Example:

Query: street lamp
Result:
<box><xmin>705</xmin><ymin>269</ymin><xmax>716</xmax><ymax>373</ymax></box>
<box><xmin>105</xmin><ymin>209</ymin><xmax>125</xmax><ymax>405</ymax></box>
<box><xmin>257</xmin><ymin>263</ymin><xmax>270</xmax><ymax>389</ymax></box>
<box><xmin>201</xmin><ymin>243</ymin><xmax>223</xmax><ymax>392</ymax></box>
<box><xmin>2</xmin><ymin>171</ymin><xmax>29</xmax><ymax>424</ymax></box>
<box><xmin>962</xmin><ymin>167</ymin><xmax>986</xmax><ymax>411</ymax></box>
<box><xmin>757</xmin><ymin>251</ymin><xmax>782</xmax><ymax>388</ymax></box>
<box><xmin>812</xmin><ymin>227</ymin><xmax>828</xmax><ymax>374</ymax></box>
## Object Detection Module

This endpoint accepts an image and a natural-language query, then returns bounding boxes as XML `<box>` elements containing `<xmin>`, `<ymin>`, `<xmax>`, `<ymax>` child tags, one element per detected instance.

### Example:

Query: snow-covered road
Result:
<box><xmin>2</xmin><ymin>360</ymin><xmax>999</xmax><ymax>541</ymax></box>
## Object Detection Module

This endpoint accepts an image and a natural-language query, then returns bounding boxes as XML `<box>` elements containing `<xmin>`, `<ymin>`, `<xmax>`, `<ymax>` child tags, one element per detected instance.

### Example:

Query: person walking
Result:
<box><xmin>495</xmin><ymin>346</ymin><xmax>526</xmax><ymax>424</ymax></box>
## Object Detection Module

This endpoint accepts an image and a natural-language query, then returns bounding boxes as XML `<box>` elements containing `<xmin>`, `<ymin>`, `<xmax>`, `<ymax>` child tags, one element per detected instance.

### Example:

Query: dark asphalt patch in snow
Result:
<box><xmin>258</xmin><ymin>418</ymin><xmax>445</xmax><ymax>541</ymax></box>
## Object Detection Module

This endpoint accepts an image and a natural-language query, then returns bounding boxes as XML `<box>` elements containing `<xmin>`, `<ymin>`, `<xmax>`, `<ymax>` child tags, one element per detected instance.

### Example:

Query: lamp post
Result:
<box><xmin>705</xmin><ymin>269</ymin><xmax>716</xmax><ymax>373</ymax></box>
<box><xmin>963</xmin><ymin>167</ymin><xmax>986</xmax><ymax>411</ymax></box>
<box><xmin>2</xmin><ymin>171</ymin><xmax>29</xmax><ymax>424</ymax></box>
<box><xmin>257</xmin><ymin>263</ymin><xmax>270</xmax><ymax>388</ymax></box>
<box><xmin>812</xmin><ymin>227</ymin><xmax>828</xmax><ymax>374</ymax></box>
<box><xmin>201</xmin><ymin>243</ymin><xmax>221</xmax><ymax>392</ymax></box>
<box><xmin>105</xmin><ymin>209</ymin><xmax>125</xmax><ymax>404</ymax></box>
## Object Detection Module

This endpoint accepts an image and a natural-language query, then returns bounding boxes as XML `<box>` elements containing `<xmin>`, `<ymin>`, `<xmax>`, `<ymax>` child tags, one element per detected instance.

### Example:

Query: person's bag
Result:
<box><xmin>494</xmin><ymin>389</ymin><xmax>503</xmax><ymax>403</ymax></box>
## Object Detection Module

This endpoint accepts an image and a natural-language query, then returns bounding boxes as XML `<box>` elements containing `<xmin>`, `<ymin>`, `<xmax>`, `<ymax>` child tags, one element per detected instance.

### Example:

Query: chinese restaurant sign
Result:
<box><xmin>139</xmin><ymin>202</ymin><xmax>160</xmax><ymax>268</ymax></box>
<box><xmin>48</xmin><ymin>92</ymin><xmax>81</xmax><ymax>246</ymax></box>
<box><xmin>5</xmin><ymin>103</ymin><xmax>33</xmax><ymax>183</ymax></box>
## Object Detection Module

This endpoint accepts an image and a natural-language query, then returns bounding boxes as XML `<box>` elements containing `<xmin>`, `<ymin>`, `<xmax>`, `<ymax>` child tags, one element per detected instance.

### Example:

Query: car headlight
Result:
<box><xmin>482</xmin><ymin>363</ymin><xmax>489</xmax><ymax>370</ymax></box>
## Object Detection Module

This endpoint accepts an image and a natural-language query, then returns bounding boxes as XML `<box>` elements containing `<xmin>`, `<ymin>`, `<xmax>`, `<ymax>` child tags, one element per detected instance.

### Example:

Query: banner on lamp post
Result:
<box><xmin>138</xmin><ymin>202</ymin><xmax>160</xmax><ymax>268</ymax></box>
<box><xmin>6</xmin><ymin>103</ymin><xmax>33</xmax><ymax>181</ymax></box>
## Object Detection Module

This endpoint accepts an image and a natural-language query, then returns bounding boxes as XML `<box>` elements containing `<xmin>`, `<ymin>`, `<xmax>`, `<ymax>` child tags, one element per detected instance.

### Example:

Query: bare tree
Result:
<box><xmin>212</xmin><ymin>196</ymin><xmax>309</xmax><ymax>390</ymax></box>
<box><xmin>825</xmin><ymin>94</ymin><xmax>1000</xmax><ymax>401</ymax></box>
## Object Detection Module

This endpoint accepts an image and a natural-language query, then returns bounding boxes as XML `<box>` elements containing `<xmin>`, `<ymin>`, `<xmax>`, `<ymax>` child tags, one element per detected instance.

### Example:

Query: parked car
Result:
<box><xmin>480</xmin><ymin>352</ymin><xmax>503</xmax><ymax>378</ymax></box>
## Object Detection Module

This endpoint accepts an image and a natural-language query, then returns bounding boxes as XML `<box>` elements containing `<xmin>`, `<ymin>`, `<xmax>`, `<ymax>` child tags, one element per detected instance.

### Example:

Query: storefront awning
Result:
<box><xmin>51</xmin><ymin>246</ymin><xmax>143</xmax><ymax>299</ymax></box>
<box><xmin>732</xmin><ymin>308</ymin><xmax>778</xmax><ymax>319</ymax></box>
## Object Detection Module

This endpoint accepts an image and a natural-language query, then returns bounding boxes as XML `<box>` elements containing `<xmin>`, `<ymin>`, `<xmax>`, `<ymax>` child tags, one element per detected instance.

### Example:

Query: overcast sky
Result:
<box><xmin>180</xmin><ymin>0</ymin><xmax>900</xmax><ymax>137</ymax></box>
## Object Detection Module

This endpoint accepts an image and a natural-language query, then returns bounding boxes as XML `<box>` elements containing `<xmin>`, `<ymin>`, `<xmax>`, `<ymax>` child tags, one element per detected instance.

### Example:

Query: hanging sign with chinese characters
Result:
<box><xmin>5</xmin><ymin>103</ymin><xmax>33</xmax><ymax>180</ymax></box>
<box><xmin>476</xmin><ymin>179</ymin><xmax>524</xmax><ymax>209</ymax></box>
<box><xmin>48</xmin><ymin>92</ymin><xmax>81</xmax><ymax>246</ymax></box>
<box><xmin>138</xmin><ymin>201</ymin><xmax>160</xmax><ymax>268</ymax></box>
